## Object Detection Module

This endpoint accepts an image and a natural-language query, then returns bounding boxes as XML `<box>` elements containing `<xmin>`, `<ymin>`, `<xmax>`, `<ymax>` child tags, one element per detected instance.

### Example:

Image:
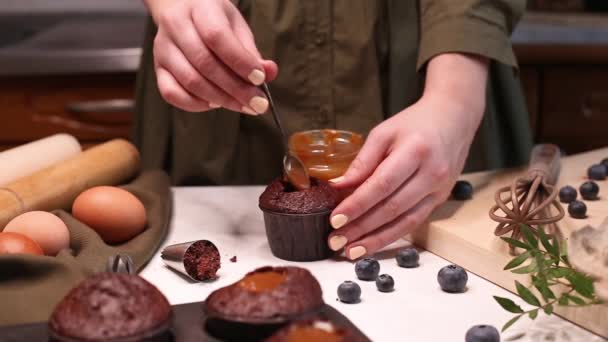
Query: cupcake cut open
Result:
<box><xmin>204</xmin><ymin>266</ymin><xmax>324</xmax><ymax>324</ymax></box>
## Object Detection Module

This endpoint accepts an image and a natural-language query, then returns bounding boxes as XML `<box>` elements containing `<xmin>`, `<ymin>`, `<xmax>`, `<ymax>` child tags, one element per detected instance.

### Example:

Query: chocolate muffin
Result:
<box><xmin>264</xmin><ymin>318</ymin><xmax>363</xmax><ymax>342</ymax></box>
<box><xmin>49</xmin><ymin>273</ymin><xmax>172</xmax><ymax>342</ymax></box>
<box><xmin>183</xmin><ymin>240</ymin><xmax>220</xmax><ymax>281</ymax></box>
<box><xmin>204</xmin><ymin>266</ymin><xmax>324</xmax><ymax>323</ymax></box>
<box><xmin>259</xmin><ymin>178</ymin><xmax>339</xmax><ymax>214</ymax></box>
<box><xmin>204</xmin><ymin>266</ymin><xmax>324</xmax><ymax>341</ymax></box>
<box><xmin>259</xmin><ymin>178</ymin><xmax>339</xmax><ymax>261</ymax></box>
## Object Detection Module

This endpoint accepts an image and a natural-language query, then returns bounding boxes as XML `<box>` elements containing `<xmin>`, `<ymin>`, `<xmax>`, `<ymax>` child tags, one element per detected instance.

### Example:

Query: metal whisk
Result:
<box><xmin>489</xmin><ymin>144</ymin><xmax>565</xmax><ymax>255</ymax></box>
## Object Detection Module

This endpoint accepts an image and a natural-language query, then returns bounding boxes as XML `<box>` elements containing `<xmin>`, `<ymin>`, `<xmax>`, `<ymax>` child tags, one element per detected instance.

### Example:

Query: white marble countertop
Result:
<box><xmin>140</xmin><ymin>187</ymin><xmax>605</xmax><ymax>342</ymax></box>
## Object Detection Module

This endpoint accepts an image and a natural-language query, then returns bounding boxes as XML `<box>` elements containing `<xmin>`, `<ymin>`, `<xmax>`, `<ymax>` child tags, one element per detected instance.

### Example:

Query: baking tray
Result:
<box><xmin>0</xmin><ymin>301</ymin><xmax>370</xmax><ymax>342</ymax></box>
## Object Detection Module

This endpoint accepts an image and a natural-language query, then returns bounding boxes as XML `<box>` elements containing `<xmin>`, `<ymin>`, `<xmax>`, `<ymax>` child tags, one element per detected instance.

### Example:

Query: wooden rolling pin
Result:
<box><xmin>0</xmin><ymin>139</ymin><xmax>140</xmax><ymax>229</ymax></box>
<box><xmin>0</xmin><ymin>134</ymin><xmax>82</xmax><ymax>186</ymax></box>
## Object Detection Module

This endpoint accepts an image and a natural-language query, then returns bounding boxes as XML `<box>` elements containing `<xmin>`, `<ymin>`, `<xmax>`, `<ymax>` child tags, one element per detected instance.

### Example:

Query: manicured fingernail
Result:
<box><xmin>241</xmin><ymin>106</ymin><xmax>258</xmax><ymax>115</ymax></box>
<box><xmin>248</xmin><ymin>69</ymin><xmax>266</xmax><ymax>86</ymax></box>
<box><xmin>349</xmin><ymin>246</ymin><xmax>366</xmax><ymax>260</ymax></box>
<box><xmin>209</xmin><ymin>102</ymin><xmax>221</xmax><ymax>108</ymax></box>
<box><xmin>249</xmin><ymin>96</ymin><xmax>268</xmax><ymax>113</ymax></box>
<box><xmin>329</xmin><ymin>235</ymin><xmax>347</xmax><ymax>251</ymax></box>
<box><xmin>330</xmin><ymin>214</ymin><xmax>348</xmax><ymax>229</ymax></box>
<box><xmin>329</xmin><ymin>176</ymin><xmax>344</xmax><ymax>184</ymax></box>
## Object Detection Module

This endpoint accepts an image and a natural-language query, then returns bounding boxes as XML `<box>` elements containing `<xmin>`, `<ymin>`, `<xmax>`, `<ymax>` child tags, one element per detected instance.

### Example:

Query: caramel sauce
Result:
<box><xmin>285</xmin><ymin>326</ymin><xmax>343</xmax><ymax>342</ymax></box>
<box><xmin>238</xmin><ymin>271</ymin><xmax>287</xmax><ymax>292</ymax></box>
<box><xmin>288</xmin><ymin>129</ymin><xmax>363</xmax><ymax>181</ymax></box>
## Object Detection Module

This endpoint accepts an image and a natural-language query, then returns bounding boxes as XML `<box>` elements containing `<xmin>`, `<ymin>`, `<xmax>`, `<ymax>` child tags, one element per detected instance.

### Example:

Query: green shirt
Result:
<box><xmin>132</xmin><ymin>0</ymin><xmax>532</xmax><ymax>185</ymax></box>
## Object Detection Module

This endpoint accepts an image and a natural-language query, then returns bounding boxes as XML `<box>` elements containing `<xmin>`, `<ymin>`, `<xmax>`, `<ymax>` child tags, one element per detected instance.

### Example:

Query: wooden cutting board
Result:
<box><xmin>411</xmin><ymin>147</ymin><xmax>608</xmax><ymax>338</ymax></box>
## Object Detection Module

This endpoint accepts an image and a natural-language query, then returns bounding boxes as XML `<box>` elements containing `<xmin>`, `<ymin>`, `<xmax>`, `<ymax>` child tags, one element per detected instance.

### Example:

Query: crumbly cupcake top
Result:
<box><xmin>259</xmin><ymin>178</ymin><xmax>339</xmax><ymax>214</ymax></box>
<box><xmin>49</xmin><ymin>273</ymin><xmax>171</xmax><ymax>341</ymax></box>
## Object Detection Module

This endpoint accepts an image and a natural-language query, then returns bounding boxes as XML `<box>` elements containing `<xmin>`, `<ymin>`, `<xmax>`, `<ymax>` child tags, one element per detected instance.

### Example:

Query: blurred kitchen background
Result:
<box><xmin>1</xmin><ymin>0</ymin><xmax>607</xmax><ymax>154</ymax></box>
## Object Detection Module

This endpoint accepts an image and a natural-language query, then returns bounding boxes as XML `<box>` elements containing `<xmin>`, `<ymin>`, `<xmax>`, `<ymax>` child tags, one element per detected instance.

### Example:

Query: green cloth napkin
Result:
<box><xmin>0</xmin><ymin>170</ymin><xmax>172</xmax><ymax>326</ymax></box>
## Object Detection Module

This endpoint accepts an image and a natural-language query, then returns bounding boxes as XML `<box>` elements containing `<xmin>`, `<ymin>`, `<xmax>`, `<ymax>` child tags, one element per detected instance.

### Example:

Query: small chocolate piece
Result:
<box><xmin>183</xmin><ymin>240</ymin><xmax>220</xmax><ymax>281</ymax></box>
<box><xmin>49</xmin><ymin>273</ymin><xmax>171</xmax><ymax>341</ymax></box>
<box><xmin>230</xmin><ymin>255</ymin><xmax>237</xmax><ymax>263</ymax></box>
<box><xmin>259</xmin><ymin>178</ymin><xmax>339</xmax><ymax>214</ymax></box>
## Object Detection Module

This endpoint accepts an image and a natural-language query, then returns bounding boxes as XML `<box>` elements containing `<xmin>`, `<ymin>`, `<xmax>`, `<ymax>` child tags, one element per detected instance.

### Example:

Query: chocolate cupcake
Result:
<box><xmin>161</xmin><ymin>240</ymin><xmax>221</xmax><ymax>281</ymax></box>
<box><xmin>259</xmin><ymin>178</ymin><xmax>339</xmax><ymax>261</ymax></box>
<box><xmin>49</xmin><ymin>273</ymin><xmax>172</xmax><ymax>342</ymax></box>
<box><xmin>264</xmin><ymin>318</ymin><xmax>363</xmax><ymax>342</ymax></box>
<box><xmin>203</xmin><ymin>266</ymin><xmax>324</xmax><ymax>341</ymax></box>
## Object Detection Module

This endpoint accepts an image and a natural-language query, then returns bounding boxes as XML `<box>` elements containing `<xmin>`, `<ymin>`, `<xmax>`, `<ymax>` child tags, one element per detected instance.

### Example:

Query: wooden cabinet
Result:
<box><xmin>0</xmin><ymin>73</ymin><xmax>135</xmax><ymax>148</ymax></box>
<box><xmin>516</xmin><ymin>43</ymin><xmax>608</xmax><ymax>154</ymax></box>
<box><xmin>541</xmin><ymin>67</ymin><xmax>608</xmax><ymax>152</ymax></box>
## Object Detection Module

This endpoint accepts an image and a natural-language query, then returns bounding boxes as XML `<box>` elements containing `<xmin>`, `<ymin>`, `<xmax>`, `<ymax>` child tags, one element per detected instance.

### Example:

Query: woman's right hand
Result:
<box><xmin>147</xmin><ymin>0</ymin><xmax>278</xmax><ymax>114</ymax></box>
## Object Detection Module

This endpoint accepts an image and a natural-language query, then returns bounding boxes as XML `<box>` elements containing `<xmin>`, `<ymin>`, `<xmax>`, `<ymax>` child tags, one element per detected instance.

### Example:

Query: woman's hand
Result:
<box><xmin>328</xmin><ymin>53</ymin><xmax>488</xmax><ymax>260</ymax></box>
<box><xmin>145</xmin><ymin>0</ymin><xmax>278</xmax><ymax>114</ymax></box>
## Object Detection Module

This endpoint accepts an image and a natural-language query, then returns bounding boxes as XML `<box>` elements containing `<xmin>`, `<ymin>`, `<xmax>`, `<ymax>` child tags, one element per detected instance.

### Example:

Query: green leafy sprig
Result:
<box><xmin>494</xmin><ymin>224</ymin><xmax>602</xmax><ymax>332</ymax></box>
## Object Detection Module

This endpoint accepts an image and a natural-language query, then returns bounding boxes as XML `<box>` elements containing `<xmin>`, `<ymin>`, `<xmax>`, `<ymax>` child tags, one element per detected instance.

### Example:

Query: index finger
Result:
<box><xmin>192</xmin><ymin>4</ymin><xmax>266</xmax><ymax>86</ymax></box>
<box><xmin>330</xmin><ymin>150</ymin><xmax>420</xmax><ymax>229</ymax></box>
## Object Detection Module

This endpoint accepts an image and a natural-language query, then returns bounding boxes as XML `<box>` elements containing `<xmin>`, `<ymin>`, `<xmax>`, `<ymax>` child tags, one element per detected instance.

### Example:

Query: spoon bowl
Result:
<box><xmin>283</xmin><ymin>153</ymin><xmax>310</xmax><ymax>191</ymax></box>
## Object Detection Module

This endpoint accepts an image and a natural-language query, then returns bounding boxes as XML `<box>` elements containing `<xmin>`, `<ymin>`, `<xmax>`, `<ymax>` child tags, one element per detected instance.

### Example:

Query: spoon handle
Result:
<box><xmin>261</xmin><ymin>83</ymin><xmax>289</xmax><ymax>148</ymax></box>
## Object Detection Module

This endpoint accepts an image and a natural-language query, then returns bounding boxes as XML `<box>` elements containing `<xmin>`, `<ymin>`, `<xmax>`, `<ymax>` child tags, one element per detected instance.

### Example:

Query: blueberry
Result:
<box><xmin>580</xmin><ymin>181</ymin><xmax>600</xmax><ymax>200</ymax></box>
<box><xmin>601</xmin><ymin>158</ymin><xmax>608</xmax><ymax>172</ymax></box>
<box><xmin>355</xmin><ymin>257</ymin><xmax>380</xmax><ymax>281</ymax></box>
<box><xmin>558</xmin><ymin>185</ymin><xmax>577</xmax><ymax>203</ymax></box>
<box><xmin>587</xmin><ymin>164</ymin><xmax>606</xmax><ymax>181</ymax></box>
<box><xmin>568</xmin><ymin>200</ymin><xmax>587</xmax><ymax>219</ymax></box>
<box><xmin>437</xmin><ymin>264</ymin><xmax>468</xmax><ymax>293</ymax></box>
<box><xmin>396</xmin><ymin>247</ymin><xmax>419</xmax><ymax>268</ymax></box>
<box><xmin>375</xmin><ymin>274</ymin><xmax>395</xmax><ymax>292</ymax></box>
<box><xmin>451</xmin><ymin>180</ymin><xmax>473</xmax><ymax>200</ymax></box>
<box><xmin>465</xmin><ymin>325</ymin><xmax>500</xmax><ymax>342</ymax></box>
<box><xmin>337</xmin><ymin>281</ymin><xmax>361</xmax><ymax>303</ymax></box>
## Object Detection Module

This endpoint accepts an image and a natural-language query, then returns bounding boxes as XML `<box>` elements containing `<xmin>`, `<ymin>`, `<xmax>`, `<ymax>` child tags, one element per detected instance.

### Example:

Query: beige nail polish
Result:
<box><xmin>330</xmin><ymin>214</ymin><xmax>348</xmax><ymax>229</ymax></box>
<box><xmin>248</xmin><ymin>69</ymin><xmax>266</xmax><ymax>86</ymax></box>
<box><xmin>249</xmin><ymin>96</ymin><xmax>269</xmax><ymax>113</ymax></box>
<box><xmin>329</xmin><ymin>235</ymin><xmax>347</xmax><ymax>251</ymax></box>
<box><xmin>209</xmin><ymin>102</ymin><xmax>221</xmax><ymax>108</ymax></box>
<box><xmin>329</xmin><ymin>176</ymin><xmax>344</xmax><ymax>184</ymax></box>
<box><xmin>241</xmin><ymin>106</ymin><xmax>258</xmax><ymax>115</ymax></box>
<box><xmin>348</xmin><ymin>246</ymin><xmax>367</xmax><ymax>260</ymax></box>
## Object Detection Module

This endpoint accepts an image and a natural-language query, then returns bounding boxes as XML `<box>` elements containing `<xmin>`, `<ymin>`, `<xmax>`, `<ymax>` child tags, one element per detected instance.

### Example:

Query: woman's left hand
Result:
<box><xmin>328</xmin><ymin>53</ymin><xmax>488</xmax><ymax>260</ymax></box>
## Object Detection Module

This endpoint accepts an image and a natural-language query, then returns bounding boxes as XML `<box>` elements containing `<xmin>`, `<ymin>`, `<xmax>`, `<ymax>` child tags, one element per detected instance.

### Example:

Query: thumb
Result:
<box><xmin>262</xmin><ymin>60</ymin><xmax>279</xmax><ymax>82</ymax></box>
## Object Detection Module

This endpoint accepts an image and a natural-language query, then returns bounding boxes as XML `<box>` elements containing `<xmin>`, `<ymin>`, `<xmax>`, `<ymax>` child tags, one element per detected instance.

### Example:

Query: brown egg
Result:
<box><xmin>72</xmin><ymin>186</ymin><xmax>147</xmax><ymax>244</ymax></box>
<box><xmin>4</xmin><ymin>211</ymin><xmax>70</xmax><ymax>256</ymax></box>
<box><xmin>0</xmin><ymin>232</ymin><xmax>44</xmax><ymax>256</ymax></box>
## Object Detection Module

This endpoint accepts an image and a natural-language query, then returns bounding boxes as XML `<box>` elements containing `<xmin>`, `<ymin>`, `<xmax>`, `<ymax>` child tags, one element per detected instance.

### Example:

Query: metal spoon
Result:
<box><xmin>260</xmin><ymin>83</ymin><xmax>310</xmax><ymax>190</ymax></box>
<box><xmin>106</xmin><ymin>254</ymin><xmax>134</xmax><ymax>274</ymax></box>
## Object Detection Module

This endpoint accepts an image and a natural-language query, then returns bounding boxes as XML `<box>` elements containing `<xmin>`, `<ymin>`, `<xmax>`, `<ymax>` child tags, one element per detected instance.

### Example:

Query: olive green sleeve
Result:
<box><xmin>417</xmin><ymin>0</ymin><xmax>526</xmax><ymax>70</ymax></box>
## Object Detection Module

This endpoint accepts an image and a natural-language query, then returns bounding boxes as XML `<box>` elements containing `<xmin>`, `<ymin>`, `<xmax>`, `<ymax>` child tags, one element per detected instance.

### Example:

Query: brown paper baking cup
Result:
<box><xmin>260</xmin><ymin>208</ymin><xmax>334</xmax><ymax>261</ymax></box>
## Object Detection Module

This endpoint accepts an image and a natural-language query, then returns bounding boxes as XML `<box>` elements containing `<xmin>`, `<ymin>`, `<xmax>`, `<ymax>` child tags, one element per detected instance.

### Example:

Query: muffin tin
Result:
<box><xmin>0</xmin><ymin>301</ymin><xmax>370</xmax><ymax>342</ymax></box>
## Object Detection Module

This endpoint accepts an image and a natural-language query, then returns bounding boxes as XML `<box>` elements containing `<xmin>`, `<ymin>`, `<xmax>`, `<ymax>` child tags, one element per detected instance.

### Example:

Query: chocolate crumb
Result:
<box><xmin>183</xmin><ymin>240</ymin><xmax>220</xmax><ymax>281</ymax></box>
<box><xmin>230</xmin><ymin>256</ymin><xmax>237</xmax><ymax>263</ymax></box>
